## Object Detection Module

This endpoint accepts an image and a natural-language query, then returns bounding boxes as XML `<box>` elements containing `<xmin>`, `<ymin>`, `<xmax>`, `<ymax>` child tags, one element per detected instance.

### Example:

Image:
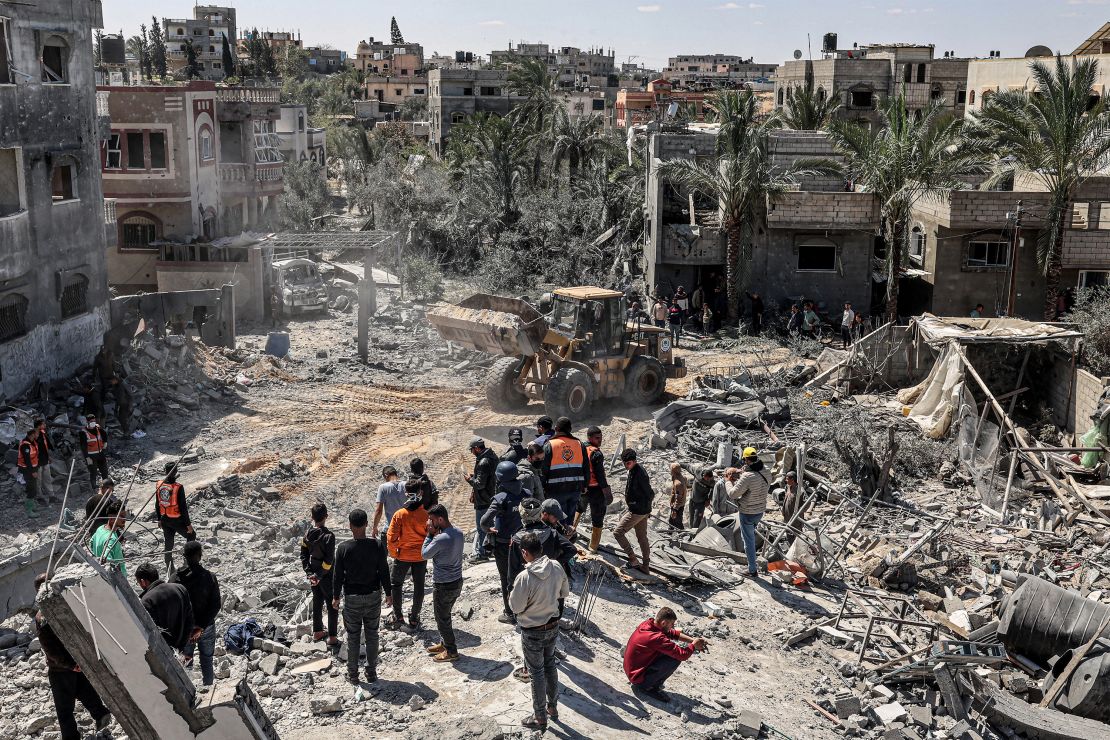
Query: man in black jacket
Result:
<box><xmin>465</xmin><ymin>437</ymin><xmax>498</xmax><ymax>562</ymax></box>
<box><xmin>509</xmin><ymin>498</ymin><xmax>575</xmax><ymax>586</ymax></box>
<box><xmin>34</xmin><ymin>574</ymin><xmax>112</xmax><ymax>740</ymax></box>
<box><xmin>408</xmin><ymin>458</ymin><xmax>439</xmax><ymax>509</ymax></box>
<box><xmin>613</xmin><ymin>449</ymin><xmax>655</xmax><ymax>575</ymax></box>
<box><xmin>300</xmin><ymin>503</ymin><xmax>338</xmax><ymax>647</ymax></box>
<box><xmin>480</xmin><ymin>461</ymin><xmax>527</xmax><ymax>623</ymax></box>
<box><xmin>331</xmin><ymin>508</ymin><xmax>392</xmax><ymax>684</ymax></box>
<box><xmin>170</xmin><ymin>541</ymin><xmax>221</xmax><ymax>685</ymax></box>
<box><xmin>689</xmin><ymin>467</ymin><xmax>715</xmax><ymax>530</ymax></box>
<box><xmin>136</xmin><ymin>562</ymin><xmax>195</xmax><ymax>652</ymax></box>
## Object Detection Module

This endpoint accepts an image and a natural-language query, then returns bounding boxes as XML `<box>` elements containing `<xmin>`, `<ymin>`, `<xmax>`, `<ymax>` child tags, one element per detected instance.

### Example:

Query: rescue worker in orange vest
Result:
<box><xmin>573</xmin><ymin>426</ymin><xmax>612</xmax><ymax>553</ymax></box>
<box><xmin>81</xmin><ymin>415</ymin><xmax>110</xmax><ymax>492</ymax></box>
<box><xmin>18</xmin><ymin>428</ymin><xmax>41</xmax><ymax>518</ymax></box>
<box><xmin>540</xmin><ymin>417</ymin><xmax>589</xmax><ymax>530</ymax></box>
<box><xmin>156</xmin><ymin>462</ymin><xmax>195</xmax><ymax>572</ymax></box>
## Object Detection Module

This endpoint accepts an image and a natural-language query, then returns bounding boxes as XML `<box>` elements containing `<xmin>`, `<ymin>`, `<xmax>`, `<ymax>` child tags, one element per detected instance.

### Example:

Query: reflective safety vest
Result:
<box><xmin>156</xmin><ymin>480</ymin><xmax>183</xmax><ymax>519</ymax></box>
<box><xmin>547</xmin><ymin>436</ymin><xmax>585</xmax><ymax>487</ymax></box>
<box><xmin>18</xmin><ymin>440</ymin><xmax>39</xmax><ymax>469</ymax></box>
<box><xmin>84</xmin><ymin>428</ymin><xmax>105</xmax><ymax>455</ymax></box>
<box><xmin>586</xmin><ymin>445</ymin><xmax>601</xmax><ymax>488</ymax></box>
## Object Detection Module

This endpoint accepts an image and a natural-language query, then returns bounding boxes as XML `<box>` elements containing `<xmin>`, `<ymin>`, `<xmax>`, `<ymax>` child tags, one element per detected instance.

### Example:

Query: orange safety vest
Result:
<box><xmin>156</xmin><ymin>480</ymin><xmax>183</xmax><ymax>518</ymax></box>
<box><xmin>18</xmin><ymin>440</ymin><xmax>39</xmax><ymax>468</ymax></box>
<box><xmin>84</xmin><ymin>428</ymin><xmax>105</xmax><ymax>455</ymax></box>
<box><xmin>586</xmin><ymin>445</ymin><xmax>601</xmax><ymax>488</ymax></box>
<box><xmin>547</xmin><ymin>435</ymin><xmax>585</xmax><ymax>487</ymax></box>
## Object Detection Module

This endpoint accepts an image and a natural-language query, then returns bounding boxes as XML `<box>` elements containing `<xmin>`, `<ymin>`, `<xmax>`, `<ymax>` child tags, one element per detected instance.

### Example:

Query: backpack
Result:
<box><xmin>224</xmin><ymin>619</ymin><xmax>263</xmax><ymax>654</ymax></box>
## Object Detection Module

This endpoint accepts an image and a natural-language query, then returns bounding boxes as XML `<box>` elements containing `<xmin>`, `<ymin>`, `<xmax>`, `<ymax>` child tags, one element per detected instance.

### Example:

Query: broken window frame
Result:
<box><xmin>966</xmin><ymin>239</ymin><xmax>1010</xmax><ymax>269</ymax></box>
<box><xmin>796</xmin><ymin>241</ymin><xmax>838</xmax><ymax>272</ymax></box>
<box><xmin>0</xmin><ymin>292</ymin><xmax>28</xmax><ymax>343</ymax></box>
<box><xmin>1078</xmin><ymin>270</ymin><xmax>1110</xmax><ymax>288</ymax></box>
<box><xmin>909</xmin><ymin>226</ymin><xmax>926</xmax><ymax>263</ymax></box>
<box><xmin>850</xmin><ymin>89</ymin><xmax>874</xmax><ymax>109</ymax></box>
<box><xmin>40</xmin><ymin>34</ymin><xmax>70</xmax><ymax>84</ymax></box>
<box><xmin>0</xmin><ymin>16</ymin><xmax>13</xmax><ymax>86</ymax></box>
<box><xmin>0</xmin><ymin>146</ymin><xmax>24</xmax><ymax>217</ymax></box>
<box><xmin>50</xmin><ymin>158</ymin><xmax>78</xmax><ymax>203</ymax></box>
<box><xmin>103</xmin><ymin>133</ymin><xmax>122</xmax><ymax>169</ymax></box>
<box><xmin>252</xmin><ymin>120</ymin><xmax>283</xmax><ymax>164</ymax></box>
<box><xmin>59</xmin><ymin>273</ymin><xmax>89</xmax><ymax>318</ymax></box>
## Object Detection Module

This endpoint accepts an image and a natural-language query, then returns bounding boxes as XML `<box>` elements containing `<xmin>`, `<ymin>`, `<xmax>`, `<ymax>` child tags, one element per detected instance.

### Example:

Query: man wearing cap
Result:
<box><xmin>534</xmin><ymin>417</ymin><xmax>555</xmax><ymax>447</ymax></box>
<box><xmin>575</xmin><ymin>426</ymin><xmax>612</xmax><ymax>553</ymax></box>
<box><xmin>614</xmin><ymin>449</ymin><xmax>655</xmax><ymax>575</ymax></box>
<box><xmin>689</xmin><ymin>467</ymin><xmax>715</xmax><ymax>530</ymax></box>
<box><xmin>500</xmin><ymin>428</ymin><xmax>527</xmax><ymax>464</ymax></box>
<box><xmin>81</xmin><ymin>414</ymin><xmax>110</xmax><ymax>492</ymax></box>
<box><xmin>537</xmin><ymin>500</ymin><xmax>577</xmax><ymax>580</ymax></box>
<box><xmin>466</xmin><ymin>437</ymin><xmax>499</xmax><ymax>562</ymax></box>
<box><xmin>170</xmin><ymin>541</ymin><xmax>221</xmax><ymax>685</ymax></box>
<box><xmin>541</xmin><ymin>417</ymin><xmax>589</xmax><ymax>529</ymax></box>
<box><xmin>156</xmin><ymin>462</ymin><xmax>194</xmax><ymax>573</ymax></box>
<box><xmin>727</xmin><ymin>448</ymin><xmax>770</xmax><ymax>577</ymax></box>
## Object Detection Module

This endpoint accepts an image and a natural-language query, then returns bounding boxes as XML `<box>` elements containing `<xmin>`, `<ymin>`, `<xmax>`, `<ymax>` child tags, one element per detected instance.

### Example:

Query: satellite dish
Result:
<box><xmin>1025</xmin><ymin>45</ymin><xmax>1052</xmax><ymax>58</ymax></box>
<box><xmin>793</xmin><ymin>49</ymin><xmax>803</xmax><ymax>60</ymax></box>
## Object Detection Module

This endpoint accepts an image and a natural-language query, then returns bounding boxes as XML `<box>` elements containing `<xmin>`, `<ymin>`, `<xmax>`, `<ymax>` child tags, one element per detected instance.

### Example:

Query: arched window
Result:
<box><xmin>198</xmin><ymin>125</ymin><xmax>214</xmax><ymax>161</ymax></box>
<box><xmin>450</xmin><ymin>111</ymin><xmax>466</xmax><ymax>124</ymax></box>
<box><xmin>777</xmin><ymin>88</ymin><xmax>784</xmax><ymax>105</ymax></box>
<box><xmin>298</xmin><ymin>112</ymin><xmax>305</xmax><ymax>131</ymax></box>
<box><xmin>969</xmin><ymin>89</ymin><xmax>976</xmax><ymax>105</ymax></box>
<box><xmin>910</xmin><ymin>225</ymin><xmax>926</xmax><ymax>261</ymax></box>
<box><xmin>816</xmin><ymin>87</ymin><xmax>826</xmax><ymax>103</ymax></box>
<box><xmin>0</xmin><ymin>293</ymin><xmax>29</xmax><ymax>343</ymax></box>
<box><xmin>120</xmin><ymin>213</ymin><xmax>160</xmax><ymax>249</ymax></box>
<box><xmin>41</xmin><ymin>35</ymin><xmax>70</xmax><ymax>83</ymax></box>
<box><xmin>59</xmin><ymin>274</ymin><xmax>89</xmax><ymax>318</ymax></box>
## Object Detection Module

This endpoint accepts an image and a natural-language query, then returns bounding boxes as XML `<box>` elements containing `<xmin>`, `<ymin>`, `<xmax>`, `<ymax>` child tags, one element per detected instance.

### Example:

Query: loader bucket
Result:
<box><xmin>426</xmin><ymin>294</ymin><xmax>549</xmax><ymax>357</ymax></box>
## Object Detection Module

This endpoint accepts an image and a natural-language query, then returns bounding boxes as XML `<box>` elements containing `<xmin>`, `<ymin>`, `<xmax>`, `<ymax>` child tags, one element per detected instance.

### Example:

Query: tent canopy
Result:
<box><xmin>911</xmin><ymin>314</ymin><xmax>1082</xmax><ymax>347</ymax></box>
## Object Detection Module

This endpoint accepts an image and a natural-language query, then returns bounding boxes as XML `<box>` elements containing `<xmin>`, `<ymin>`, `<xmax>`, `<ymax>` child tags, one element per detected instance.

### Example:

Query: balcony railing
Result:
<box><xmin>96</xmin><ymin>90</ymin><xmax>110</xmax><ymax>117</ymax></box>
<box><xmin>216</xmin><ymin>87</ymin><xmax>280</xmax><ymax>104</ymax></box>
<box><xmin>219</xmin><ymin>162</ymin><xmax>284</xmax><ymax>184</ymax></box>
<box><xmin>103</xmin><ymin>198</ymin><xmax>117</xmax><ymax>224</ymax></box>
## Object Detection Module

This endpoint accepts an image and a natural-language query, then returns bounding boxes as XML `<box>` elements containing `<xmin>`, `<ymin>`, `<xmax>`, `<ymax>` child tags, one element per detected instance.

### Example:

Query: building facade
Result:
<box><xmin>490</xmin><ymin>43</ymin><xmax>616</xmax><ymax>90</ymax></box>
<box><xmin>615</xmin><ymin>79</ymin><xmax>706</xmax><ymax>128</ymax></box>
<box><xmin>353</xmin><ymin>38</ymin><xmax>424</xmax><ymax>77</ymax></box>
<box><xmin>664</xmin><ymin>54</ymin><xmax>778</xmax><ymax>89</ymax></box>
<box><xmin>276</xmin><ymin>104</ymin><xmax>326</xmax><ymax>169</ymax></box>
<box><xmin>306</xmin><ymin>47</ymin><xmax>346</xmax><ymax>75</ymax></box>
<box><xmin>364</xmin><ymin>76</ymin><xmax>427</xmax><ymax>105</ymax></box>
<box><xmin>164</xmin><ymin>5</ymin><xmax>236</xmax><ymax>81</ymax></box>
<box><xmin>0</xmin><ymin>0</ymin><xmax>112</xmax><ymax>399</ymax></box>
<box><xmin>427</xmin><ymin>69</ymin><xmax>527</xmax><ymax>154</ymax></box>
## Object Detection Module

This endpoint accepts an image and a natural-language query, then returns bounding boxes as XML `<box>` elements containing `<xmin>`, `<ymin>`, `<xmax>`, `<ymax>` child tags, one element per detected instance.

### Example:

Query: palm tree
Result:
<box><xmin>970</xmin><ymin>56</ymin><xmax>1110</xmax><ymax>319</ymax></box>
<box><xmin>783</xmin><ymin>79</ymin><xmax>841</xmax><ymax>130</ymax></box>
<box><xmin>449</xmin><ymin>113</ymin><xmax>529</xmax><ymax>230</ymax></box>
<box><xmin>551</xmin><ymin>111</ymin><xmax>613</xmax><ymax>179</ymax></box>
<box><xmin>658</xmin><ymin>89</ymin><xmax>826</xmax><ymax>321</ymax></box>
<box><xmin>507</xmin><ymin>58</ymin><xmax>558</xmax><ymax>180</ymax></box>
<box><xmin>826</xmin><ymin>94</ymin><xmax>988</xmax><ymax>320</ymax></box>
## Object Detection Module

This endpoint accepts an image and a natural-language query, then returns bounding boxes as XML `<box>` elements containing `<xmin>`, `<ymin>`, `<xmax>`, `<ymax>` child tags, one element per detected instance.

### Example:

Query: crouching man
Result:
<box><xmin>623</xmin><ymin>606</ymin><xmax>707</xmax><ymax>703</ymax></box>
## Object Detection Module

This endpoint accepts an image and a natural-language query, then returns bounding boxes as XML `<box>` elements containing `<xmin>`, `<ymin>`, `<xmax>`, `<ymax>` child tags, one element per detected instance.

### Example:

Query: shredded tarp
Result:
<box><xmin>896</xmin><ymin>342</ymin><xmax>973</xmax><ymax>439</ymax></box>
<box><xmin>912</xmin><ymin>314</ymin><xmax>1082</xmax><ymax>345</ymax></box>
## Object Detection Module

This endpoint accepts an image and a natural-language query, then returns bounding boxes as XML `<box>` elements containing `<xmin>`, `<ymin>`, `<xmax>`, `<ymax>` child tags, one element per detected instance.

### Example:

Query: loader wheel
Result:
<box><xmin>486</xmin><ymin>356</ymin><xmax>529</xmax><ymax>411</ymax></box>
<box><xmin>622</xmin><ymin>356</ymin><xmax>666</xmax><ymax>406</ymax></box>
<box><xmin>545</xmin><ymin>367</ymin><xmax>593</xmax><ymax>419</ymax></box>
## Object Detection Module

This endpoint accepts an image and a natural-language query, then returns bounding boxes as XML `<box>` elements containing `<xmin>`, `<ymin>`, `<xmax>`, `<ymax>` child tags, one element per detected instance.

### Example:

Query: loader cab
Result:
<box><xmin>549</xmin><ymin>287</ymin><xmax>626</xmax><ymax>359</ymax></box>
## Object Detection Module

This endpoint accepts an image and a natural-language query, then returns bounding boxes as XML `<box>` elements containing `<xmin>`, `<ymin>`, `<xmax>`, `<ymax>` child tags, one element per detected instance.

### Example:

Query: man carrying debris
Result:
<box><xmin>300</xmin><ymin>503</ymin><xmax>338</xmax><ymax>648</ymax></box>
<box><xmin>89</xmin><ymin>499</ymin><xmax>127</xmax><ymax>577</ymax></box>
<box><xmin>331</xmin><ymin>508</ymin><xmax>392</xmax><ymax>684</ymax></box>
<box><xmin>689</xmin><ymin>467</ymin><xmax>715</xmax><ymax>530</ymax></box>
<box><xmin>18</xmin><ymin>426</ymin><xmax>41</xmax><ymax>518</ymax></box>
<box><xmin>136</xmin><ymin>562</ymin><xmax>195</xmax><ymax>652</ymax></box>
<box><xmin>387</xmin><ymin>493</ymin><xmax>428</xmax><ymax>629</ymax></box>
<box><xmin>34</xmin><ymin>574</ymin><xmax>113</xmax><ymax>740</ymax></box>
<box><xmin>509</xmin><ymin>531</ymin><xmax>570</xmax><ymax>732</ymax></box>
<box><xmin>541</xmin><ymin>417</ymin><xmax>589</xmax><ymax>529</ymax></box>
<box><xmin>407</xmin><ymin>458</ymin><xmax>439</xmax><ymax>509</ymax></box>
<box><xmin>422</xmin><ymin>504</ymin><xmax>465</xmax><ymax>662</ymax></box>
<box><xmin>500</xmin><ymin>428</ymin><xmax>527</xmax><ymax>463</ymax></box>
<box><xmin>372</xmin><ymin>466</ymin><xmax>408</xmax><ymax>550</ymax></box>
<box><xmin>482</xmin><ymin>460</ymin><xmax>528</xmax><ymax>623</ymax></box>
<box><xmin>156</xmin><ymin>462</ymin><xmax>195</xmax><ymax>572</ymax></box>
<box><xmin>171</xmin><ymin>541</ymin><xmax>221</xmax><ymax>686</ymax></box>
<box><xmin>613</xmin><ymin>449</ymin><xmax>655</xmax><ymax>575</ymax></box>
<box><xmin>534</xmin><ymin>416</ymin><xmax>555</xmax><ymax>447</ymax></box>
<box><xmin>575</xmin><ymin>426</ymin><xmax>612</xmax><ymax>553</ymax></box>
<box><xmin>624</xmin><ymin>606</ymin><xmax>708</xmax><ymax>703</ymax></box>
<box><xmin>728</xmin><ymin>448</ymin><xmax>770</xmax><ymax>577</ymax></box>
<box><xmin>465</xmin><ymin>437</ymin><xmax>499</xmax><ymax>562</ymax></box>
<box><xmin>81</xmin><ymin>414</ymin><xmax>110</xmax><ymax>492</ymax></box>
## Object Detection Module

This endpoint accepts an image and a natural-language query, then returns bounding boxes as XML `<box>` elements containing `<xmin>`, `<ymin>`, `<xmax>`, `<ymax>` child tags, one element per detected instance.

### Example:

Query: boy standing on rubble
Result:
<box><xmin>728</xmin><ymin>448</ymin><xmax>770</xmax><ymax>577</ymax></box>
<box><xmin>18</xmin><ymin>427</ymin><xmax>41</xmax><ymax>518</ymax></box>
<box><xmin>300</xmin><ymin>503</ymin><xmax>338</xmax><ymax>647</ymax></box>
<box><xmin>613</xmin><ymin>449</ymin><xmax>655</xmax><ymax>575</ymax></box>
<box><xmin>89</xmin><ymin>499</ymin><xmax>127</xmax><ymax>577</ymax></box>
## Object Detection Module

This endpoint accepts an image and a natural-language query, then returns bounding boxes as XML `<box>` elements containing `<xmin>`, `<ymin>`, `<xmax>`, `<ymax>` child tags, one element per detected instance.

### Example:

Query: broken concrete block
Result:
<box><xmin>905</xmin><ymin>704</ymin><xmax>932</xmax><ymax>729</ymax></box>
<box><xmin>871</xmin><ymin>684</ymin><xmax>895</xmax><ymax>701</ymax></box>
<box><xmin>259</xmin><ymin>653</ymin><xmax>279</xmax><ymax>676</ymax></box>
<box><xmin>873</xmin><ymin>702</ymin><xmax>909</xmax><ymax>727</ymax></box>
<box><xmin>736</xmin><ymin>710</ymin><xmax>761</xmax><ymax>738</ymax></box>
<box><xmin>310</xmin><ymin>694</ymin><xmax>343</xmax><ymax>714</ymax></box>
<box><xmin>835</xmin><ymin>694</ymin><xmax>862</xmax><ymax>719</ymax></box>
<box><xmin>21</xmin><ymin>715</ymin><xmax>53</xmax><ymax>734</ymax></box>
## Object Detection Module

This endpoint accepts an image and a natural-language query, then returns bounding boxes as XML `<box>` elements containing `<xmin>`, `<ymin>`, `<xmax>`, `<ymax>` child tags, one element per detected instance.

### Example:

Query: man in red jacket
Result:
<box><xmin>623</xmin><ymin>607</ymin><xmax>707</xmax><ymax>702</ymax></box>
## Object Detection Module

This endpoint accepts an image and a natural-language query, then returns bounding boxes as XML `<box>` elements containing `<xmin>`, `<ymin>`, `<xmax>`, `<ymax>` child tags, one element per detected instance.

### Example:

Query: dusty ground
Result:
<box><xmin>0</xmin><ymin>288</ymin><xmax>852</xmax><ymax>740</ymax></box>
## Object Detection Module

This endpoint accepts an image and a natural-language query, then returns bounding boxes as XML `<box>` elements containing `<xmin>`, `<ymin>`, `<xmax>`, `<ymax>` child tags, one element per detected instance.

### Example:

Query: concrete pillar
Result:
<box><xmin>220</xmin><ymin>283</ymin><xmax>236</xmax><ymax>349</ymax></box>
<box><xmin>357</xmin><ymin>249</ymin><xmax>378</xmax><ymax>362</ymax></box>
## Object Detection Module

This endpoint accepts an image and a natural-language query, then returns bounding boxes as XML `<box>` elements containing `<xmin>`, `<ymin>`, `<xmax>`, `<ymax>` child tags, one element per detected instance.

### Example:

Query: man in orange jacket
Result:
<box><xmin>387</xmin><ymin>494</ymin><xmax>427</xmax><ymax>629</ymax></box>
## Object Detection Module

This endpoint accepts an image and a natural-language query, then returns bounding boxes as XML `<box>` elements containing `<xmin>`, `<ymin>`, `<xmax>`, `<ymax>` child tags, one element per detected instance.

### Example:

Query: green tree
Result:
<box><xmin>658</xmin><ymin>89</ymin><xmax>827</xmax><ymax>321</ymax></box>
<box><xmin>148</xmin><ymin>17</ymin><xmax>167</xmax><ymax>77</ymax></box>
<box><xmin>507</xmin><ymin>58</ymin><xmax>558</xmax><ymax>180</ymax></box>
<box><xmin>398</xmin><ymin>95</ymin><xmax>427</xmax><ymax>121</ymax></box>
<box><xmin>182</xmin><ymin>40</ymin><xmax>200</xmax><ymax>80</ymax></box>
<box><xmin>127</xmin><ymin>32</ymin><xmax>151</xmax><ymax>80</ymax></box>
<box><xmin>783</xmin><ymin>79</ymin><xmax>841</xmax><ymax>130</ymax></box>
<box><xmin>281</xmin><ymin>45</ymin><xmax>312</xmax><ymax>82</ymax></box>
<box><xmin>279</xmin><ymin>160</ymin><xmax>331</xmax><ymax>231</ymax></box>
<box><xmin>551</xmin><ymin>111</ymin><xmax>612</xmax><ymax>179</ymax></box>
<box><xmin>221</xmin><ymin>33</ymin><xmax>236</xmax><ymax>78</ymax></box>
<box><xmin>449</xmin><ymin>113</ymin><xmax>529</xmax><ymax>230</ymax></box>
<box><xmin>390</xmin><ymin>16</ymin><xmax>405</xmax><ymax>44</ymax></box>
<box><xmin>971</xmin><ymin>56</ymin><xmax>1110</xmax><ymax>318</ymax></box>
<box><xmin>827</xmin><ymin>94</ymin><xmax>987</xmax><ymax>320</ymax></box>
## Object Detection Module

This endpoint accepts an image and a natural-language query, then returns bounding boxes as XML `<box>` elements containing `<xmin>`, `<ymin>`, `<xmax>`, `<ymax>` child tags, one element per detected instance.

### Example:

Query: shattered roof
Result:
<box><xmin>911</xmin><ymin>313</ymin><xmax>1083</xmax><ymax>345</ymax></box>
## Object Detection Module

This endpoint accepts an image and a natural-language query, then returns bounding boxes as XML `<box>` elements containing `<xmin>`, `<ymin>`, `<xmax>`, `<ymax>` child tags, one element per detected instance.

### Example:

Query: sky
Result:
<box><xmin>103</xmin><ymin>0</ymin><xmax>1110</xmax><ymax>71</ymax></box>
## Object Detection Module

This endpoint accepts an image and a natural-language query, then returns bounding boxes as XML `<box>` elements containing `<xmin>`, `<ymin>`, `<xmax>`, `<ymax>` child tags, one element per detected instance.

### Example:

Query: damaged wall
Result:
<box><xmin>38</xmin><ymin>557</ymin><xmax>277</xmax><ymax>740</ymax></box>
<box><xmin>0</xmin><ymin>306</ymin><xmax>109</xmax><ymax>402</ymax></box>
<box><xmin>110</xmin><ymin>286</ymin><xmax>236</xmax><ymax>349</ymax></box>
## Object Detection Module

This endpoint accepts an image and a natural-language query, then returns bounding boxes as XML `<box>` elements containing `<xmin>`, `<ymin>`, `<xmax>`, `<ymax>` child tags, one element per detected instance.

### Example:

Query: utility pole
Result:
<box><xmin>1006</xmin><ymin>200</ymin><xmax>1024</xmax><ymax>317</ymax></box>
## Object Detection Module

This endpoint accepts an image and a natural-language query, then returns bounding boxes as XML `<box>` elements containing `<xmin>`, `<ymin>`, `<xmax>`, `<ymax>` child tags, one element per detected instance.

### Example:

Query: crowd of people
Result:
<box><xmin>27</xmin><ymin>408</ymin><xmax>795</xmax><ymax>735</ymax></box>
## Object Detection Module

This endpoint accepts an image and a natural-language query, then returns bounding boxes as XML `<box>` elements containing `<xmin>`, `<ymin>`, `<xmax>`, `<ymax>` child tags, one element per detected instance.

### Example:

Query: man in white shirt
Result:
<box><xmin>372</xmin><ymin>466</ymin><xmax>408</xmax><ymax>550</ymax></box>
<box><xmin>840</xmin><ymin>302</ymin><xmax>856</xmax><ymax>349</ymax></box>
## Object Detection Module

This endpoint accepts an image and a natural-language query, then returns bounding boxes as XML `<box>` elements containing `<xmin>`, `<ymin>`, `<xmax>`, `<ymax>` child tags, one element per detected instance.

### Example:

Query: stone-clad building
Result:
<box><xmin>0</xmin><ymin>0</ymin><xmax>112</xmax><ymax>400</ymax></box>
<box><xmin>427</xmin><ymin>69</ymin><xmax>527</xmax><ymax>155</ymax></box>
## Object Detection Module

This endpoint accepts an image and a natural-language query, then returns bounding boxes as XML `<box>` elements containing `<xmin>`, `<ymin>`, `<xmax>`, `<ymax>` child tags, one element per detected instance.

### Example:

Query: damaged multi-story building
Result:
<box><xmin>0</xmin><ymin>0</ymin><xmax>112</xmax><ymax>400</ymax></box>
<box><xmin>163</xmin><ymin>5</ymin><xmax>237</xmax><ymax>82</ymax></box>
<box><xmin>615</xmin><ymin>78</ymin><xmax>707</xmax><ymax>128</ymax></box>
<box><xmin>356</xmin><ymin>36</ymin><xmax>427</xmax><ymax>105</ymax></box>
<box><xmin>773</xmin><ymin>34</ymin><xmax>970</xmax><ymax>126</ymax></box>
<box><xmin>663</xmin><ymin>54</ymin><xmax>778</xmax><ymax>90</ymax></box>
<box><xmin>427</xmin><ymin>69</ymin><xmax>528</xmax><ymax>155</ymax></box>
<box><xmin>490</xmin><ymin>42</ymin><xmax>617</xmax><ymax>90</ymax></box>
<box><xmin>643</xmin><ymin>125</ymin><xmax>877</xmax><ymax>313</ymax></box>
